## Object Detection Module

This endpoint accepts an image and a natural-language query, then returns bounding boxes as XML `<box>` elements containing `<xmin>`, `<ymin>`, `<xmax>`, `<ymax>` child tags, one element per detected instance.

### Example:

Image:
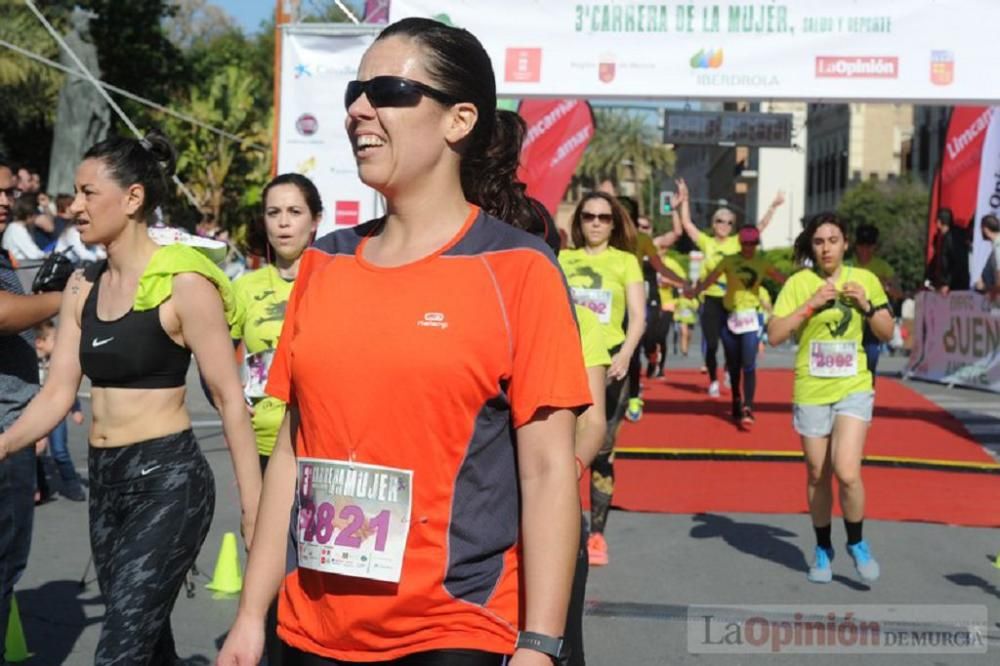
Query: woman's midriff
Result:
<box><xmin>88</xmin><ymin>386</ymin><xmax>191</xmax><ymax>448</ymax></box>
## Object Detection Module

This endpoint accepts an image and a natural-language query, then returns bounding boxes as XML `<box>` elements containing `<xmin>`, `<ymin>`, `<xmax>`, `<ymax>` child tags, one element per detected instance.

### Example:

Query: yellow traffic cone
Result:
<box><xmin>206</xmin><ymin>532</ymin><xmax>243</xmax><ymax>594</ymax></box>
<box><xmin>994</xmin><ymin>550</ymin><xmax>1000</xmax><ymax>569</ymax></box>
<box><xmin>5</xmin><ymin>594</ymin><xmax>30</xmax><ymax>662</ymax></box>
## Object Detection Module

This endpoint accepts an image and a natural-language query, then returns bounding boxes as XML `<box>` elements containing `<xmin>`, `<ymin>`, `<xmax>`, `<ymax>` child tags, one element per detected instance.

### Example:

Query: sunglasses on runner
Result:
<box><xmin>581</xmin><ymin>212</ymin><xmax>614</xmax><ymax>224</ymax></box>
<box><xmin>344</xmin><ymin>76</ymin><xmax>462</xmax><ymax>110</ymax></box>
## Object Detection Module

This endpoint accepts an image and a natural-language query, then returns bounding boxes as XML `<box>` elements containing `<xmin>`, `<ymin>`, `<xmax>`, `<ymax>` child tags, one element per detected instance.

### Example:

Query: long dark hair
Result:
<box><xmin>794</xmin><ymin>211</ymin><xmax>850</xmax><ymax>266</ymax></box>
<box><xmin>244</xmin><ymin>173</ymin><xmax>324</xmax><ymax>258</ymax></box>
<box><xmin>82</xmin><ymin>129</ymin><xmax>176</xmax><ymax>222</ymax></box>
<box><xmin>570</xmin><ymin>191</ymin><xmax>637</xmax><ymax>253</ymax></box>
<box><xmin>376</xmin><ymin>18</ymin><xmax>534</xmax><ymax>229</ymax></box>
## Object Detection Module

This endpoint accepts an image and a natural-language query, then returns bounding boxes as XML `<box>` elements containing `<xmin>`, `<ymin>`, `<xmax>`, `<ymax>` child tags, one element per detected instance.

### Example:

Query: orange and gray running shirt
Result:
<box><xmin>266</xmin><ymin>206</ymin><xmax>591</xmax><ymax>661</ymax></box>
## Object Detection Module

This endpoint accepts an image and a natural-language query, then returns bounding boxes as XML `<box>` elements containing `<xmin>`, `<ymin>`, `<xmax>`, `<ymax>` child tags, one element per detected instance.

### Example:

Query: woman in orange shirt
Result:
<box><xmin>219</xmin><ymin>18</ymin><xmax>591</xmax><ymax>666</ymax></box>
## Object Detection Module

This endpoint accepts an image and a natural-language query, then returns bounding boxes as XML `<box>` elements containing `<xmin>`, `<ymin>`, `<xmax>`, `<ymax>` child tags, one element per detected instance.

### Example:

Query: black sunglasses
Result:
<box><xmin>0</xmin><ymin>186</ymin><xmax>19</xmax><ymax>199</ymax></box>
<box><xmin>345</xmin><ymin>76</ymin><xmax>461</xmax><ymax>110</ymax></box>
<box><xmin>581</xmin><ymin>212</ymin><xmax>614</xmax><ymax>224</ymax></box>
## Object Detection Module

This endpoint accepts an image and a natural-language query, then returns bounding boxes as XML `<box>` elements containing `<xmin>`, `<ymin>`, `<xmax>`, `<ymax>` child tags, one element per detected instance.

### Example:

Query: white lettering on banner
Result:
<box><xmin>387</xmin><ymin>0</ymin><xmax>1000</xmax><ymax>102</ymax></box>
<box><xmin>947</xmin><ymin>108</ymin><xmax>993</xmax><ymax>160</ymax></box>
<box><xmin>551</xmin><ymin>125</ymin><xmax>594</xmax><ymax>167</ymax></box>
<box><xmin>906</xmin><ymin>292</ymin><xmax>1000</xmax><ymax>393</ymax></box>
<box><xmin>815</xmin><ymin>57</ymin><xmax>898</xmax><ymax>79</ymax></box>
<box><xmin>523</xmin><ymin>101</ymin><xmax>579</xmax><ymax>149</ymax></box>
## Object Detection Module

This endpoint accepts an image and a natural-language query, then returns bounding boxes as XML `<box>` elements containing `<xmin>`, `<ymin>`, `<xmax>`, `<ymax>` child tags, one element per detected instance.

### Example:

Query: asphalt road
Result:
<box><xmin>11</xmin><ymin>346</ymin><xmax>1000</xmax><ymax>665</ymax></box>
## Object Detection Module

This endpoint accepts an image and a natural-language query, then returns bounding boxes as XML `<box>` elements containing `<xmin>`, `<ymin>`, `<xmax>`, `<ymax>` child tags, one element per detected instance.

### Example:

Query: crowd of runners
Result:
<box><xmin>0</xmin><ymin>16</ymin><xmax>915</xmax><ymax>666</ymax></box>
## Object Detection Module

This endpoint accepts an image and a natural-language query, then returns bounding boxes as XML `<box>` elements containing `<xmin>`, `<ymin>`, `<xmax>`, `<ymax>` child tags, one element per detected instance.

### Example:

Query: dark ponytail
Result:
<box><xmin>83</xmin><ymin>129</ymin><xmax>176</xmax><ymax>221</ymax></box>
<box><xmin>376</xmin><ymin>18</ymin><xmax>534</xmax><ymax>228</ymax></box>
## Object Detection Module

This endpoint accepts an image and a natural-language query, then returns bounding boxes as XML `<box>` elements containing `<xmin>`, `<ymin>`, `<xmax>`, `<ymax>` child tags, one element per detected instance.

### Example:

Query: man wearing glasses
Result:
<box><xmin>0</xmin><ymin>159</ymin><xmax>63</xmax><ymax>655</ymax></box>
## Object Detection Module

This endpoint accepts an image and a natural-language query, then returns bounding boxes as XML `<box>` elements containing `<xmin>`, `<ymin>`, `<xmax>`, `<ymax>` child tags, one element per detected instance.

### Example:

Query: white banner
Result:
<box><xmin>278</xmin><ymin>26</ymin><xmax>382</xmax><ymax>236</ymax></box>
<box><xmin>390</xmin><ymin>0</ymin><xmax>1000</xmax><ymax>103</ymax></box>
<box><xmin>972</xmin><ymin>107</ymin><xmax>1000</xmax><ymax>287</ymax></box>
<box><xmin>906</xmin><ymin>291</ymin><xmax>1000</xmax><ymax>393</ymax></box>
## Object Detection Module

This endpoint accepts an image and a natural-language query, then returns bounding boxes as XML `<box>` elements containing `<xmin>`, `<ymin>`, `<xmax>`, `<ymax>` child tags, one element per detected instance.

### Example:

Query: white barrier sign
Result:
<box><xmin>391</xmin><ymin>0</ymin><xmax>1000</xmax><ymax>102</ymax></box>
<box><xmin>906</xmin><ymin>291</ymin><xmax>1000</xmax><ymax>393</ymax></box>
<box><xmin>278</xmin><ymin>26</ymin><xmax>382</xmax><ymax>236</ymax></box>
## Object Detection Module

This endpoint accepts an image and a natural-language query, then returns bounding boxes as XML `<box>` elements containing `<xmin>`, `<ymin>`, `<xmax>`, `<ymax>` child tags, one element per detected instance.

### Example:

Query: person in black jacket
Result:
<box><xmin>929</xmin><ymin>207</ymin><xmax>970</xmax><ymax>293</ymax></box>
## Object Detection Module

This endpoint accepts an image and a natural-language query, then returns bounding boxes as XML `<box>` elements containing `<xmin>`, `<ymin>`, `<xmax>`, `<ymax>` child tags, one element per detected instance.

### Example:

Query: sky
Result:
<box><xmin>216</xmin><ymin>0</ymin><xmax>366</xmax><ymax>33</ymax></box>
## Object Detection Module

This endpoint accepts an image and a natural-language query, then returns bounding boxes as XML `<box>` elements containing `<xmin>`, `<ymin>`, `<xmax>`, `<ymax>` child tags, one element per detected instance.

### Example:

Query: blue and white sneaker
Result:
<box><xmin>847</xmin><ymin>540</ymin><xmax>880</xmax><ymax>583</ymax></box>
<box><xmin>807</xmin><ymin>545</ymin><xmax>834</xmax><ymax>584</ymax></box>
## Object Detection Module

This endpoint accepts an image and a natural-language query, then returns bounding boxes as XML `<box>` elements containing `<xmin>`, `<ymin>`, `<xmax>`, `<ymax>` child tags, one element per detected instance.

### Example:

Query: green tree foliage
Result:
<box><xmin>0</xmin><ymin>0</ymin><xmax>67</xmax><ymax>161</ymax></box>
<box><xmin>162</xmin><ymin>65</ymin><xmax>271</xmax><ymax>229</ymax></box>
<box><xmin>837</xmin><ymin>177</ymin><xmax>929</xmax><ymax>294</ymax></box>
<box><xmin>577</xmin><ymin>109</ymin><xmax>675</xmax><ymax>187</ymax></box>
<box><xmin>84</xmin><ymin>0</ymin><xmax>189</xmax><ymax>115</ymax></box>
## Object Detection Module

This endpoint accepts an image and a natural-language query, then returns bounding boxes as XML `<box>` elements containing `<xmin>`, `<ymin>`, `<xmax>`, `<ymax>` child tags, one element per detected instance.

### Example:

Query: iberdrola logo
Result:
<box><xmin>690</xmin><ymin>48</ymin><xmax>724</xmax><ymax>69</ymax></box>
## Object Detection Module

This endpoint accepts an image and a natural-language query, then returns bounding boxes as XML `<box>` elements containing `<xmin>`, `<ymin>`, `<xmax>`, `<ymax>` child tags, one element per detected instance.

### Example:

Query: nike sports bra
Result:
<box><xmin>79</xmin><ymin>261</ymin><xmax>191</xmax><ymax>389</ymax></box>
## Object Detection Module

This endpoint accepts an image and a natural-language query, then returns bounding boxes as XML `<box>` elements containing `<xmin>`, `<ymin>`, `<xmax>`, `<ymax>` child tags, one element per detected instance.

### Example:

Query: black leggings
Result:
<box><xmin>283</xmin><ymin>647</ymin><xmax>507</xmax><ymax>665</ymax></box>
<box><xmin>591</xmin><ymin>345</ymin><xmax>627</xmax><ymax>535</ymax></box>
<box><xmin>651</xmin><ymin>310</ymin><xmax>674</xmax><ymax>372</ymax></box>
<box><xmin>89</xmin><ymin>430</ymin><xmax>215</xmax><ymax>665</ymax></box>
<box><xmin>700</xmin><ymin>296</ymin><xmax>726</xmax><ymax>381</ymax></box>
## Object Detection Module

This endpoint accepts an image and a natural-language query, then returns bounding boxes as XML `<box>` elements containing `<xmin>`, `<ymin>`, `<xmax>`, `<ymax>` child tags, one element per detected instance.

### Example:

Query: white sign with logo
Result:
<box><xmin>906</xmin><ymin>291</ymin><xmax>1000</xmax><ymax>393</ymax></box>
<box><xmin>279</xmin><ymin>25</ymin><xmax>384</xmax><ymax>236</ymax></box>
<box><xmin>390</xmin><ymin>0</ymin><xmax>1000</xmax><ymax>102</ymax></box>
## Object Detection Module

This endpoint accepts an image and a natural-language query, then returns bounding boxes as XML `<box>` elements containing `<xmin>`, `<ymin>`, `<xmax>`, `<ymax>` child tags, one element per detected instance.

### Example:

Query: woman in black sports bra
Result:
<box><xmin>0</xmin><ymin>131</ymin><xmax>262</xmax><ymax>665</ymax></box>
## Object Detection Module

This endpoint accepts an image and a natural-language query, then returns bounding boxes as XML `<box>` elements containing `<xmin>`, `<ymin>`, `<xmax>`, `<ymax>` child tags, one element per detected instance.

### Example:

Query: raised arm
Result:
<box><xmin>757</xmin><ymin>190</ymin><xmax>786</xmax><ymax>234</ymax></box>
<box><xmin>673</xmin><ymin>178</ymin><xmax>700</xmax><ymax>242</ymax></box>
<box><xmin>173</xmin><ymin>273</ymin><xmax>262</xmax><ymax>546</ymax></box>
<box><xmin>0</xmin><ymin>272</ymin><xmax>84</xmax><ymax>458</ymax></box>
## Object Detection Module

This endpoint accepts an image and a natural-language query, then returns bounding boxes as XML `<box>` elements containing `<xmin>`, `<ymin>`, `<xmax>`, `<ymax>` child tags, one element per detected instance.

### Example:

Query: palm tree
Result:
<box><xmin>576</xmin><ymin>109</ymin><xmax>675</xmax><ymax>190</ymax></box>
<box><xmin>0</xmin><ymin>1</ymin><xmax>63</xmax><ymax>131</ymax></box>
<box><xmin>164</xmin><ymin>64</ymin><xmax>271</xmax><ymax>226</ymax></box>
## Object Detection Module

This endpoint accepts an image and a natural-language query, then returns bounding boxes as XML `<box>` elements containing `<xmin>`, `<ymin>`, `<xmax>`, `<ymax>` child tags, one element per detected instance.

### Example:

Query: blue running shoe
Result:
<box><xmin>847</xmin><ymin>540</ymin><xmax>880</xmax><ymax>583</ymax></box>
<box><xmin>625</xmin><ymin>398</ymin><xmax>643</xmax><ymax>422</ymax></box>
<box><xmin>807</xmin><ymin>545</ymin><xmax>834</xmax><ymax>584</ymax></box>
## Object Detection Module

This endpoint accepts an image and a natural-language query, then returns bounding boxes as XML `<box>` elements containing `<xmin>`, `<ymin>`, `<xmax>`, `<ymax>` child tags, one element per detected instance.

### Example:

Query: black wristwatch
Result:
<box><xmin>862</xmin><ymin>302</ymin><xmax>876</xmax><ymax>318</ymax></box>
<box><xmin>516</xmin><ymin>631</ymin><xmax>564</xmax><ymax>660</ymax></box>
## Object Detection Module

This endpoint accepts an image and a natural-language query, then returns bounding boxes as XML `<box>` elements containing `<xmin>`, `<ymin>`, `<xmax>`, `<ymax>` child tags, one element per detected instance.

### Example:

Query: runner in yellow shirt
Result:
<box><xmin>674</xmin><ymin>178</ymin><xmax>785</xmax><ymax>397</ymax></box>
<box><xmin>849</xmin><ymin>224</ymin><xmax>902</xmax><ymax>376</ymax></box>
<box><xmin>768</xmin><ymin>213</ymin><xmax>894</xmax><ymax>586</ymax></box>
<box><xmin>559</xmin><ymin>192</ymin><xmax>645</xmax><ymax>567</ymax></box>
<box><xmin>651</xmin><ymin>250</ymin><xmax>687</xmax><ymax>377</ymax></box>
<box><xmin>693</xmin><ymin>226</ymin><xmax>785</xmax><ymax>426</ymax></box>
<box><xmin>230</xmin><ymin>173</ymin><xmax>320</xmax><ymax>665</ymax></box>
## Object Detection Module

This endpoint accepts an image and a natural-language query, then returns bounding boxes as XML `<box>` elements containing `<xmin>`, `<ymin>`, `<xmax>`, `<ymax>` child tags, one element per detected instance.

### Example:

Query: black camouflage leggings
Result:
<box><xmin>89</xmin><ymin>429</ymin><xmax>215</xmax><ymax>666</ymax></box>
<box><xmin>590</xmin><ymin>345</ymin><xmax>627</xmax><ymax>535</ymax></box>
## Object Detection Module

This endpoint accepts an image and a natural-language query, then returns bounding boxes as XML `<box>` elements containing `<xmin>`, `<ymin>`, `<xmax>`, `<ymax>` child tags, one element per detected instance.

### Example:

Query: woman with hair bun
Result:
<box><xmin>220</xmin><ymin>17</ymin><xmax>591</xmax><ymax>666</ymax></box>
<box><xmin>0</xmin><ymin>130</ymin><xmax>262</xmax><ymax>664</ymax></box>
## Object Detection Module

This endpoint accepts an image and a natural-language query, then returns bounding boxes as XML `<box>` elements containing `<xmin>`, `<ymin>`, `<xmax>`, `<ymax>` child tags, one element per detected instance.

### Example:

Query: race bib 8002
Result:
<box><xmin>571</xmin><ymin>287</ymin><xmax>613</xmax><ymax>324</ymax></box>
<box><xmin>809</xmin><ymin>341</ymin><xmax>857</xmax><ymax>378</ymax></box>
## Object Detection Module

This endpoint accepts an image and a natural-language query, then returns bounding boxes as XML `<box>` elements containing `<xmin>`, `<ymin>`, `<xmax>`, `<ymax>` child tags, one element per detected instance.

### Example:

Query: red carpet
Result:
<box><xmin>588</xmin><ymin>369</ymin><xmax>1000</xmax><ymax>527</ymax></box>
